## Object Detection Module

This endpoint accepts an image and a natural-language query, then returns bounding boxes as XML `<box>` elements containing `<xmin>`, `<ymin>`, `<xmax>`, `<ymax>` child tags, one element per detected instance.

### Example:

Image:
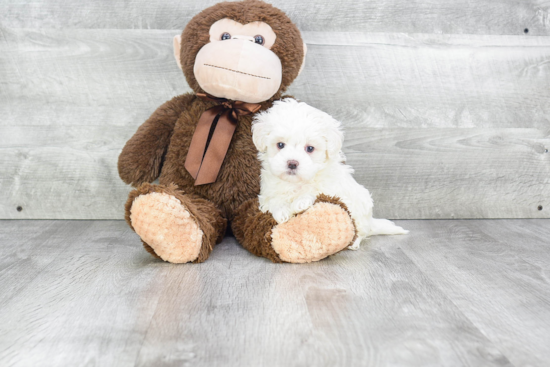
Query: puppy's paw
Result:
<box><xmin>272</xmin><ymin>207</ymin><xmax>292</xmax><ymax>224</ymax></box>
<box><xmin>291</xmin><ymin>195</ymin><xmax>316</xmax><ymax>213</ymax></box>
<box><xmin>347</xmin><ymin>238</ymin><xmax>362</xmax><ymax>250</ymax></box>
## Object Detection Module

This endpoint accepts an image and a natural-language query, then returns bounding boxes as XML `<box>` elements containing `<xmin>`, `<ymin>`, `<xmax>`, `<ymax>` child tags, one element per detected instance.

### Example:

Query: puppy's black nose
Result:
<box><xmin>287</xmin><ymin>160</ymin><xmax>299</xmax><ymax>170</ymax></box>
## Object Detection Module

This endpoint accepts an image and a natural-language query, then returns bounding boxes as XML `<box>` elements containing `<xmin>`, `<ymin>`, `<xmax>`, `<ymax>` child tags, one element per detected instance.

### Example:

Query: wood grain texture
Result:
<box><xmin>1</xmin><ymin>0</ymin><xmax>550</xmax><ymax>35</ymax></box>
<box><xmin>0</xmin><ymin>220</ymin><xmax>172</xmax><ymax>367</ymax></box>
<box><xmin>0</xmin><ymin>126</ymin><xmax>132</xmax><ymax>219</ymax></box>
<box><xmin>298</xmin><ymin>33</ymin><xmax>550</xmax><ymax>129</ymax></box>
<box><xmin>2</xmin><ymin>28</ymin><xmax>550</xmax><ymax>219</ymax></box>
<box><xmin>2</xmin><ymin>28</ymin><xmax>550</xmax><ymax>128</ymax></box>
<box><xmin>1</xmin><ymin>126</ymin><xmax>548</xmax><ymax>219</ymax></box>
<box><xmin>399</xmin><ymin>220</ymin><xmax>550</xmax><ymax>367</ymax></box>
<box><xmin>471</xmin><ymin>220</ymin><xmax>550</xmax><ymax>278</ymax></box>
<box><xmin>133</xmin><ymin>235</ymin><xmax>506</xmax><ymax>367</ymax></box>
<box><xmin>346</xmin><ymin>128</ymin><xmax>550</xmax><ymax>219</ymax></box>
<box><xmin>0</xmin><ymin>221</ymin><xmax>80</xmax><ymax>307</ymax></box>
<box><xmin>5</xmin><ymin>219</ymin><xmax>550</xmax><ymax>366</ymax></box>
<box><xmin>0</xmin><ymin>27</ymin><xmax>188</xmax><ymax>128</ymax></box>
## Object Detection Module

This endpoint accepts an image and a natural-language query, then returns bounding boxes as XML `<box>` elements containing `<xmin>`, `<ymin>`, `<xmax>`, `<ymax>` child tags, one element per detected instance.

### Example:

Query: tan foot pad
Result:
<box><xmin>271</xmin><ymin>203</ymin><xmax>355</xmax><ymax>263</ymax></box>
<box><xmin>130</xmin><ymin>192</ymin><xmax>203</xmax><ymax>263</ymax></box>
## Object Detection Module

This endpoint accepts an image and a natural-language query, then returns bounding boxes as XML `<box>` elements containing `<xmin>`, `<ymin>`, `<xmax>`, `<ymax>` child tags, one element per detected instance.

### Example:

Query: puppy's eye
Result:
<box><xmin>306</xmin><ymin>146</ymin><xmax>315</xmax><ymax>153</ymax></box>
<box><xmin>277</xmin><ymin>142</ymin><xmax>285</xmax><ymax>149</ymax></box>
<box><xmin>221</xmin><ymin>32</ymin><xmax>231</xmax><ymax>40</ymax></box>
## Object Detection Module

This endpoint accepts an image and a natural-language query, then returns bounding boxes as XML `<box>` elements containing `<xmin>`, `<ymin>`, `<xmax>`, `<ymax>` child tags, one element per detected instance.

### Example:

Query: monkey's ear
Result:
<box><xmin>297</xmin><ymin>42</ymin><xmax>307</xmax><ymax>76</ymax></box>
<box><xmin>173</xmin><ymin>35</ymin><xmax>183</xmax><ymax>70</ymax></box>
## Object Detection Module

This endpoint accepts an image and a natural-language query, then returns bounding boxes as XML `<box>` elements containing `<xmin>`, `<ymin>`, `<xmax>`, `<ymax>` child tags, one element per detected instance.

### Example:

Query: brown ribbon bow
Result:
<box><xmin>184</xmin><ymin>93</ymin><xmax>262</xmax><ymax>185</ymax></box>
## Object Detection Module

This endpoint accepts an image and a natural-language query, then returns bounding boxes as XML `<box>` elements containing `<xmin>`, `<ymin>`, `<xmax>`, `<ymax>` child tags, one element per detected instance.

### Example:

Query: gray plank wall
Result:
<box><xmin>1</xmin><ymin>0</ymin><xmax>549</xmax><ymax>219</ymax></box>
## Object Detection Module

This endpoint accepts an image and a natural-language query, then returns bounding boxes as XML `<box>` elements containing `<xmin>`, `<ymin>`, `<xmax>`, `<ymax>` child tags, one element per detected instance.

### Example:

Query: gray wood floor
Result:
<box><xmin>1</xmin><ymin>219</ymin><xmax>549</xmax><ymax>367</ymax></box>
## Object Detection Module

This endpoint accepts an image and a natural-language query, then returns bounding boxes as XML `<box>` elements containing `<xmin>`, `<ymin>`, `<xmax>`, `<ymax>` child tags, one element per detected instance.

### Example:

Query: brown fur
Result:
<box><xmin>118</xmin><ymin>94</ymin><xmax>196</xmax><ymax>187</ymax></box>
<box><xmin>232</xmin><ymin>194</ymin><xmax>357</xmax><ymax>263</ymax></box>
<box><xmin>232</xmin><ymin>198</ymin><xmax>283</xmax><ymax>263</ymax></box>
<box><xmin>180</xmin><ymin>0</ymin><xmax>304</xmax><ymax>100</ymax></box>
<box><xmin>156</xmin><ymin>95</ymin><xmax>276</xmax><ymax>221</ymax></box>
<box><xmin>118</xmin><ymin>0</ymin><xmax>354</xmax><ymax>263</ymax></box>
<box><xmin>313</xmin><ymin>194</ymin><xmax>359</xmax><ymax>254</ymax></box>
<box><xmin>124</xmin><ymin>183</ymin><xmax>227</xmax><ymax>263</ymax></box>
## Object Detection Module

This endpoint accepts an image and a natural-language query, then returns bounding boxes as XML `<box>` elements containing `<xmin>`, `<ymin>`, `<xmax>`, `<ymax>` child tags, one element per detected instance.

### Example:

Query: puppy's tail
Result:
<box><xmin>368</xmin><ymin>218</ymin><xmax>409</xmax><ymax>236</ymax></box>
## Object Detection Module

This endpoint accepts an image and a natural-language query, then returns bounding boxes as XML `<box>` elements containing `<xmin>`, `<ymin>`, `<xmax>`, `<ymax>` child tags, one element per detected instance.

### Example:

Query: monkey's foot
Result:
<box><xmin>130</xmin><ymin>192</ymin><xmax>203</xmax><ymax>263</ymax></box>
<box><xmin>270</xmin><ymin>196</ymin><xmax>356</xmax><ymax>263</ymax></box>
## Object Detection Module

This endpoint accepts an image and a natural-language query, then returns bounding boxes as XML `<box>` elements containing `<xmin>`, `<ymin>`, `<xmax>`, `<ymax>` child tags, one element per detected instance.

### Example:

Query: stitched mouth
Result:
<box><xmin>204</xmin><ymin>64</ymin><xmax>271</xmax><ymax>80</ymax></box>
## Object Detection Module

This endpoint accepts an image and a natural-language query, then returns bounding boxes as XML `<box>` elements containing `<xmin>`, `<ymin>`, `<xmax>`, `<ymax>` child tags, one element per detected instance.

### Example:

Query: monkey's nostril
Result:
<box><xmin>287</xmin><ymin>160</ymin><xmax>299</xmax><ymax>170</ymax></box>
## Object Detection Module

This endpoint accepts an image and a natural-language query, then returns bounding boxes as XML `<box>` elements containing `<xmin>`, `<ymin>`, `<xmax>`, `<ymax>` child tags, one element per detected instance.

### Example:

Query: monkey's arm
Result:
<box><xmin>118</xmin><ymin>93</ymin><xmax>195</xmax><ymax>187</ymax></box>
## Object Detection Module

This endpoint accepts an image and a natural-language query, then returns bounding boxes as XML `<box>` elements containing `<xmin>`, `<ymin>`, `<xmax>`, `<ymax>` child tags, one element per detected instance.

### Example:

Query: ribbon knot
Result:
<box><xmin>184</xmin><ymin>93</ymin><xmax>262</xmax><ymax>185</ymax></box>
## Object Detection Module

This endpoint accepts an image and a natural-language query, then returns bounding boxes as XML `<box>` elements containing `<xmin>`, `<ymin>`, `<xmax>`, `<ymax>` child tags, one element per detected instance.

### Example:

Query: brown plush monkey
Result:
<box><xmin>118</xmin><ymin>0</ymin><xmax>356</xmax><ymax>263</ymax></box>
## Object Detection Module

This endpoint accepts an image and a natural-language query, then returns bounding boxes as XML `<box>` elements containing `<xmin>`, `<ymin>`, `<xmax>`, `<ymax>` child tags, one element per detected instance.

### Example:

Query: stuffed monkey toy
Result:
<box><xmin>118</xmin><ymin>0</ymin><xmax>356</xmax><ymax>263</ymax></box>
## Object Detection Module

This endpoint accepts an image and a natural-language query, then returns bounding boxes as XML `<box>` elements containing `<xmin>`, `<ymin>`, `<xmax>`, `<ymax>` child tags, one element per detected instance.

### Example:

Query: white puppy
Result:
<box><xmin>252</xmin><ymin>99</ymin><xmax>408</xmax><ymax>250</ymax></box>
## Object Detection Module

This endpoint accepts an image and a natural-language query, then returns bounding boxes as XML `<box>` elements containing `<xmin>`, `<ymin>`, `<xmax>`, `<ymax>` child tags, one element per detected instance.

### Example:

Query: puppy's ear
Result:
<box><xmin>251</xmin><ymin>119</ymin><xmax>272</xmax><ymax>152</ymax></box>
<box><xmin>324</xmin><ymin>119</ymin><xmax>344</xmax><ymax>159</ymax></box>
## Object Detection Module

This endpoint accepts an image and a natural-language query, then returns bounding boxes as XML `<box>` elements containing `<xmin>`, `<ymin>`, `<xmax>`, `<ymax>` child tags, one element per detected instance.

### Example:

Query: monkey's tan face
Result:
<box><xmin>193</xmin><ymin>18</ymin><xmax>282</xmax><ymax>103</ymax></box>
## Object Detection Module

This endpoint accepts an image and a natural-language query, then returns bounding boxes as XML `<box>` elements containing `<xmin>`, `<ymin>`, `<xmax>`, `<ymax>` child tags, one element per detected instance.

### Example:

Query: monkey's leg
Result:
<box><xmin>232</xmin><ymin>195</ymin><xmax>356</xmax><ymax>263</ymax></box>
<box><xmin>125</xmin><ymin>183</ymin><xmax>226</xmax><ymax>263</ymax></box>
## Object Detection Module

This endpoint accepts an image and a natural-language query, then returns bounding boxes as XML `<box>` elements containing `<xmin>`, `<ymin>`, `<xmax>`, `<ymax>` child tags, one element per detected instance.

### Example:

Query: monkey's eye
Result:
<box><xmin>221</xmin><ymin>32</ymin><xmax>231</xmax><ymax>40</ymax></box>
<box><xmin>306</xmin><ymin>146</ymin><xmax>315</xmax><ymax>153</ymax></box>
<box><xmin>254</xmin><ymin>35</ymin><xmax>265</xmax><ymax>45</ymax></box>
<box><xmin>277</xmin><ymin>142</ymin><xmax>285</xmax><ymax>149</ymax></box>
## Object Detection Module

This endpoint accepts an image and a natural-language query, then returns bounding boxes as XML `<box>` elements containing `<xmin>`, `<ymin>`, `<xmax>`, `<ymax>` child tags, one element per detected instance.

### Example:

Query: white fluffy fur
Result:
<box><xmin>252</xmin><ymin>99</ymin><xmax>408</xmax><ymax>250</ymax></box>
